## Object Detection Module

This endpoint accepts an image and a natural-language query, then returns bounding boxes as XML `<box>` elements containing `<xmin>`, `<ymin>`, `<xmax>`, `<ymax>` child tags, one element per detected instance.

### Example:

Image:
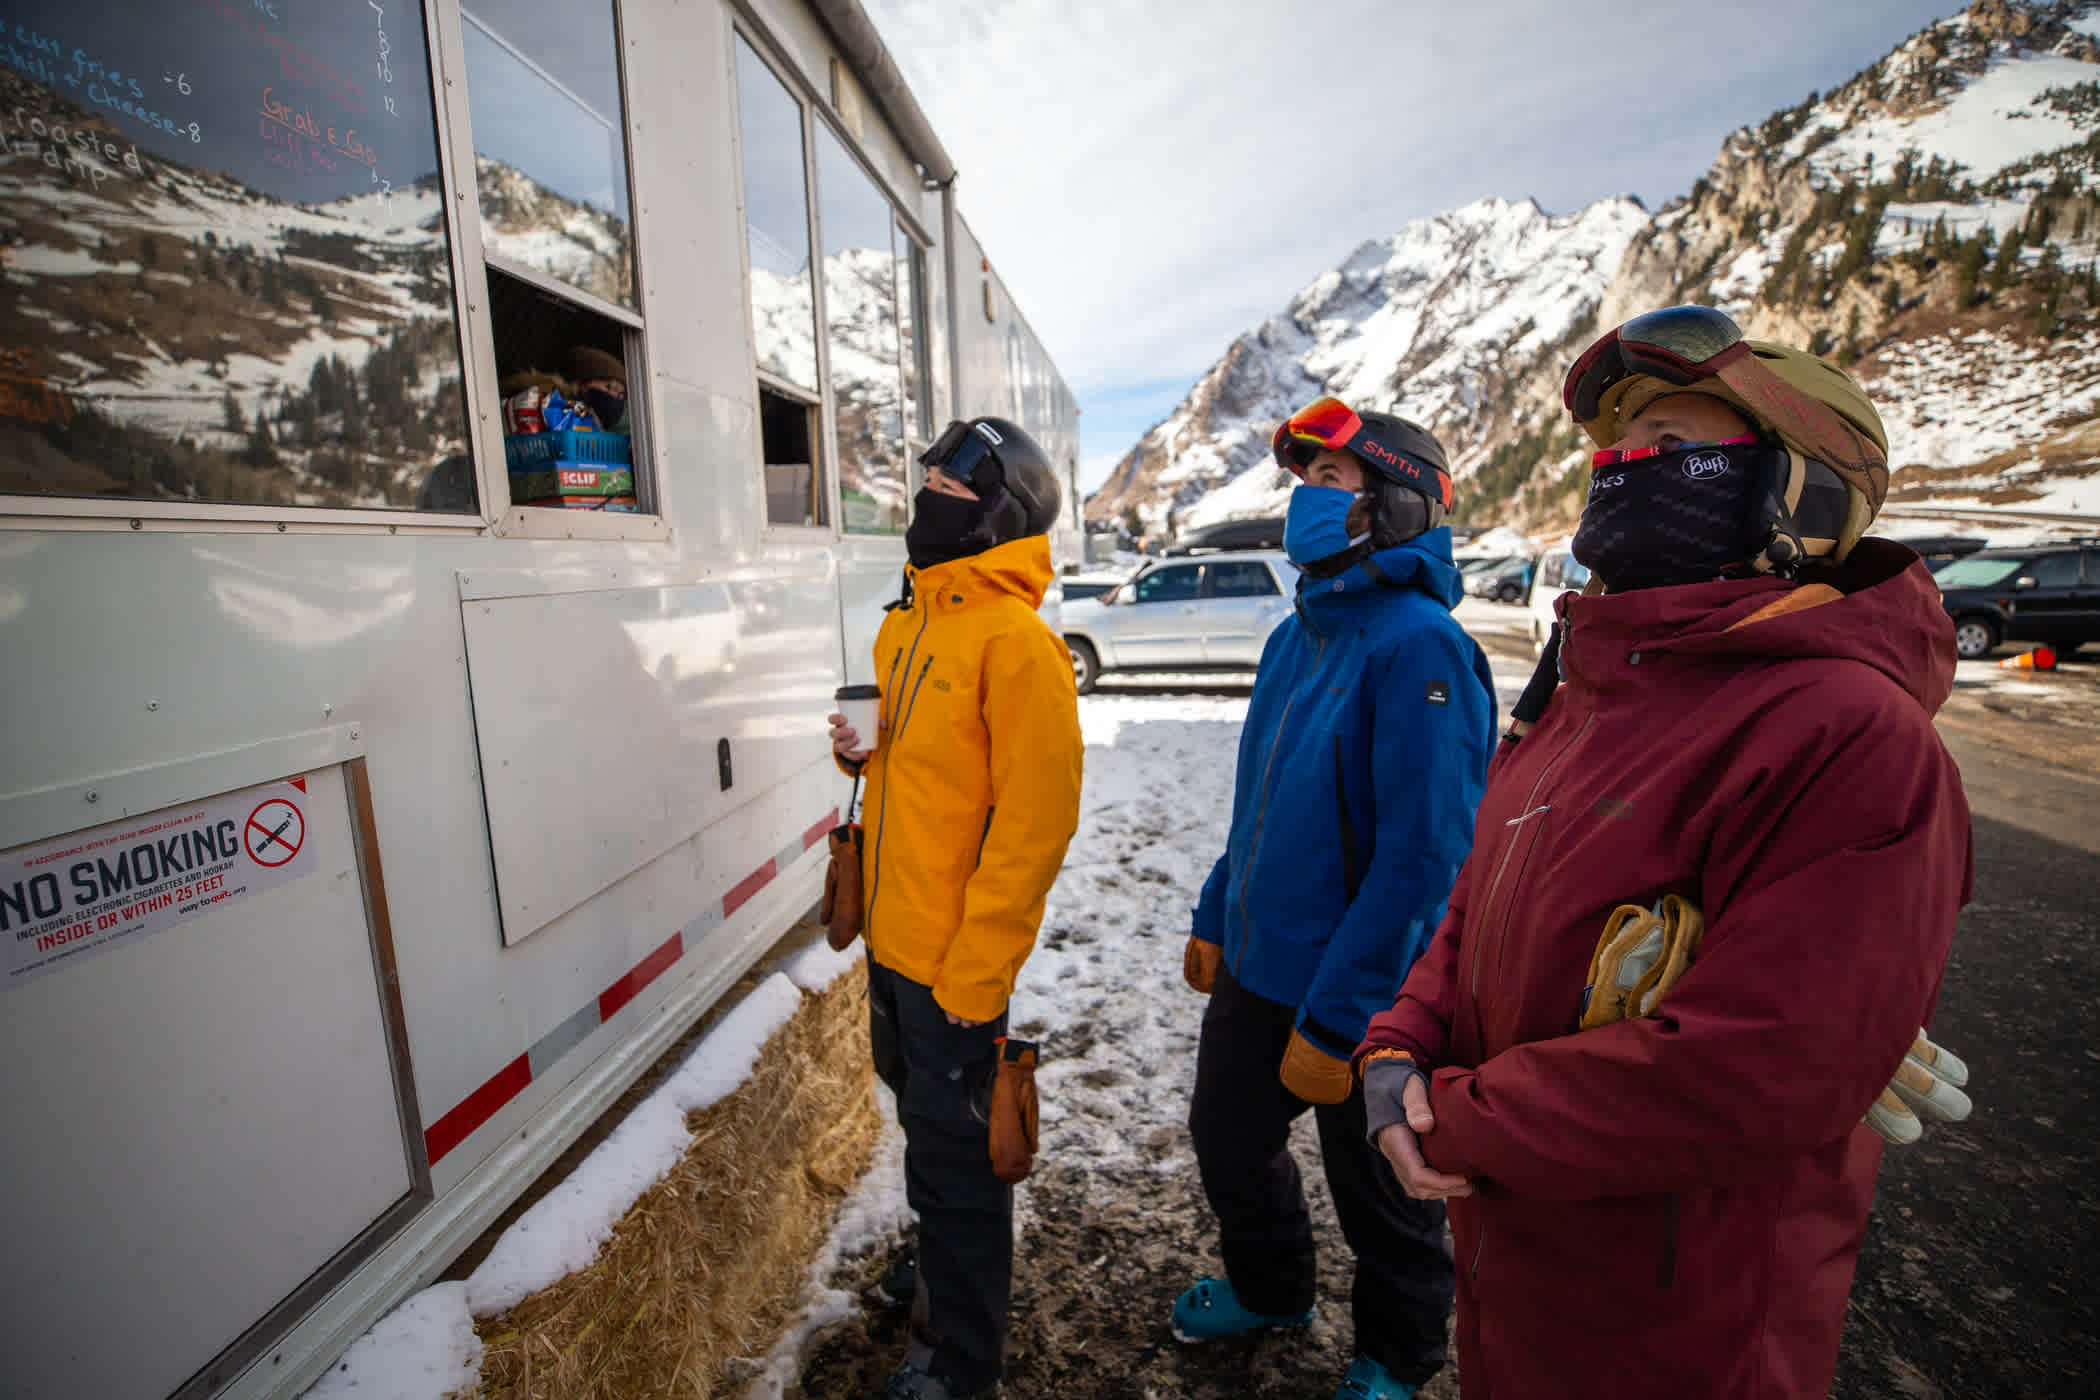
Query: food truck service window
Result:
<box><xmin>0</xmin><ymin>1</ymin><xmax>474</xmax><ymax>515</ymax></box>
<box><xmin>458</xmin><ymin>0</ymin><xmax>650</xmax><ymax>519</ymax></box>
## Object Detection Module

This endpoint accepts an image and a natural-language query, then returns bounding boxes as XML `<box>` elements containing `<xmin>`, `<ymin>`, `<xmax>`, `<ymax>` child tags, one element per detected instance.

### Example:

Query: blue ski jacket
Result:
<box><xmin>1192</xmin><ymin>528</ymin><xmax>1496</xmax><ymax>1050</ymax></box>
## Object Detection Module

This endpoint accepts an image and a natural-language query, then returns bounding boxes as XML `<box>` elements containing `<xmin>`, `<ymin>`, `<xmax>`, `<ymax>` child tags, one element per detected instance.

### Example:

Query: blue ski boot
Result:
<box><xmin>1333</xmin><ymin>1354</ymin><xmax>1416</xmax><ymax>1399</ymax></box>
<box><xmin>1169</xmin><ymin>1275</ymin><xmax>1313</xmax><ymax>1342</ymax></box>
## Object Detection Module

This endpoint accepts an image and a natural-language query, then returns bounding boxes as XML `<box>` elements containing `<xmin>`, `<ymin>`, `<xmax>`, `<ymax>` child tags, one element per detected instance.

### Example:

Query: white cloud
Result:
<box><xmin>862</xmin><ymin>0</ymin><xmax>1962</xmax><ymax>448</ymax></box>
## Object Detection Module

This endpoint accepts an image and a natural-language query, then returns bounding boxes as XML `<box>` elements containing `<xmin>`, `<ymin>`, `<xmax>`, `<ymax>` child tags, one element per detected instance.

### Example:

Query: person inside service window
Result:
<box><xmin>566</xmin><ymin>343</ymin><xmax>629</xmax><ymax>433</ymax></box>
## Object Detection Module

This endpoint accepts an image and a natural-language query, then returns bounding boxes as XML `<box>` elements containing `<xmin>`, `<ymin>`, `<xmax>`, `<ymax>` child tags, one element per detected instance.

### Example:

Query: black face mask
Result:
<box><xmin>583</xmin><ymin>388</ymin><xmax>626</xmax><ymax>429</ymax></box>
<box><xmin>1571</xmin><ymin>442</ymin><xmax>1762</xmax><ymax>593</ymax></box>
<box><xmin>906</xmin><ymin>487</ymin><xmax>996</xmax><ymax>569</ymax></box>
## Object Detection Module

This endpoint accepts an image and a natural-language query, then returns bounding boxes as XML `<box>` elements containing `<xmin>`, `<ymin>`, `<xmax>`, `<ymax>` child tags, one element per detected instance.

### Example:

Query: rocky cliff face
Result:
<box><xmin>1093</xmin><ymin>0</ymin><xmax>2100</xmax><ymax>541</ymax></box>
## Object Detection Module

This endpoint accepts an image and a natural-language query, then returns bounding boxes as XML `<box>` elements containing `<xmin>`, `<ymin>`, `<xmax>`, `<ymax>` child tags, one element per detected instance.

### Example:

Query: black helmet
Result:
<box><xmin>919</xmin><ymin>416</ymin><xmax>1062</xmax><ymax>544</ymax></box>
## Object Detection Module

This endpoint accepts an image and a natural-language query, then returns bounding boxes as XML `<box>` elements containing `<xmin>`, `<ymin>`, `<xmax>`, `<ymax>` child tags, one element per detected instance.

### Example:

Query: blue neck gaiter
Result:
<box><xmin>1284</xmin><ymin>485</ymin><xmax>1369</xmax><ymax>571</ymax></box>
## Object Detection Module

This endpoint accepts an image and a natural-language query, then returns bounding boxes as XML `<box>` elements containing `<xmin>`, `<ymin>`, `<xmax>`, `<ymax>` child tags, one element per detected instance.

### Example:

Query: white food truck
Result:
<box><xmin>0</xmin><ymin>1</ymin><xmax>1077</xmax><ymax>1394</ymax></box>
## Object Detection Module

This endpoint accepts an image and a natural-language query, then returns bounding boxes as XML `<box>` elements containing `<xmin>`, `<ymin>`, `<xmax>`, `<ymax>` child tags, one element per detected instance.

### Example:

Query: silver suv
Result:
<box><xmin>1059</xmin><ymin>550</ymin><xmax>1300</xmax><ymax>693</ymax></box>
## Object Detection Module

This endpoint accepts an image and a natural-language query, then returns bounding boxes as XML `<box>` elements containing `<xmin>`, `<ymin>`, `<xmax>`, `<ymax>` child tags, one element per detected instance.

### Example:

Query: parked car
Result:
<box><xmin>1060</xmin><ymin>550</ymin><xmax>1299</xmax><ymax>693</ymax></box>
<box><xmin>1527</xmin><ymin>546</ymin><xmax>1592</xmax><ymax>656</ymax></box>
<box><xmin>1466</xmin><ymin>556</ymin><xmax>1535</xmax><ymax>604</ymax></box>
<box><xmin>1935</xmin><ymin>540</ymin><xmax>2100</xmax><ymax>660</ymax></box>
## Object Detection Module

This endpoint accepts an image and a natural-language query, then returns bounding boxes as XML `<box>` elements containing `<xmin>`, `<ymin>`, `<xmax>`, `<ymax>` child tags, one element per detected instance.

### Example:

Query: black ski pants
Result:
<box><xmin>867</xmin><ymin>957</ymin><xmax>1010</xmax><ymax>1395</ymax></box>
<box><xmin>1187</xmin><ymin>966</ymin><xmax>1453</xmax><ymax>1386</ymax></box>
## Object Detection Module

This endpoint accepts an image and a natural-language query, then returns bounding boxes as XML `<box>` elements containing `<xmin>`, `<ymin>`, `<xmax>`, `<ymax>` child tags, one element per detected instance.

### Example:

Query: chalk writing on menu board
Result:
<box><xmin>0</xmin><ymin>2</ymin><xmax>474</xmax><ymax>512</ymax></box>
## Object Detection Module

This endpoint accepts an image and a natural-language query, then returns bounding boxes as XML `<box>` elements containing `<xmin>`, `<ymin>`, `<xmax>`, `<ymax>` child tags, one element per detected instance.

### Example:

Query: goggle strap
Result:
<box><xmin>1712</xmin><ymin>355</ymin><xmax>1885</xmax><ymax>477</ymax></box>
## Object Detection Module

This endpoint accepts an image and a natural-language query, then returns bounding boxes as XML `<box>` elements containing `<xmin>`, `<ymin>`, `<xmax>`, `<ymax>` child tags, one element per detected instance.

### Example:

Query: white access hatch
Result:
<box><xmin>0</xmin><ymin>764</ymin><xmax>421</xmax><ymax>1398</ymax></box>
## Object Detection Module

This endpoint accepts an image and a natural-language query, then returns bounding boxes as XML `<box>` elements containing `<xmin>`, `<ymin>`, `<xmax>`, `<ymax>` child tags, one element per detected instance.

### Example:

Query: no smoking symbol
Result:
<box><xmin>245</xmin><ymin>799</ymin><xmax>305</xmax><ymax>867</ymax></box>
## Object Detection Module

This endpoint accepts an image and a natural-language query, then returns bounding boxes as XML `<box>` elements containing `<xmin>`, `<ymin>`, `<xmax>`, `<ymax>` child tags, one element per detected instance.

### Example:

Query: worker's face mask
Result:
<box><xmin>1572</xmin><ymin>440</ymin><xmax>1761</xmax><ymax>592</ymax></box>
<box><xmin>1283</xmin><ymin>485</ymin><xmax>1369</xmax><ymax>571</ymax></box>
<box><xmin>582</xmin><ymin>387</ymin><xmax>625</xmax><ymax>429</ymax></box>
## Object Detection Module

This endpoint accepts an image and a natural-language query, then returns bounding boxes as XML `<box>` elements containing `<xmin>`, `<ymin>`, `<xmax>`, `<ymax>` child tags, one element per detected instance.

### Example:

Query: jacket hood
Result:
<box><xmin>1297</xmin><ymin>527</ymin><xmax>1464</xmax><ymax>630</ymax></box>
<box><xmin>907</xmin><ymin>535</ymin><xmax>1054</xmax><ymax>610</ymax></box>
<box><xmin>1557</xmin><ymin>538</ymin><xmax>1955</xmax><ymax>714</ymax></box>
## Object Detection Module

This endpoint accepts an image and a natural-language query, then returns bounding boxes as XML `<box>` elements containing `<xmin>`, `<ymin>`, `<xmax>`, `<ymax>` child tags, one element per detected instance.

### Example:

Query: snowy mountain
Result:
<box><xmin>1087</xmin><ymin>197</ymin><xmax>1647</xmax><ymax>537</ymax></box>
<box><xmin>1094</xmin><ymin>0</ymin><xmax>2100</xmax><ymax>541</ymax></box>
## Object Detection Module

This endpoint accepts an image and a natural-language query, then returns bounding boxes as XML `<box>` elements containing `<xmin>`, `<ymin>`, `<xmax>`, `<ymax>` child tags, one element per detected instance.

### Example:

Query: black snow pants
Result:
<box><xmin>867</xmin><ymin>956</ymin><xmax>1010</xmax><ymax>1395</ymax></box>
<box><xmin>1188</xmin><ymin>966</ymin><xmax>1453</xmax><ymax>1386</ymax></box>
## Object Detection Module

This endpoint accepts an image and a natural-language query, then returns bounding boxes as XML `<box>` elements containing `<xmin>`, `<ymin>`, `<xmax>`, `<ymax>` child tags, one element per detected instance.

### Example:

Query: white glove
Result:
<box><xmin>1864</xmin><ymin>1030</ymin><xmax>1972</xmax><ymax>1146</ymax></box>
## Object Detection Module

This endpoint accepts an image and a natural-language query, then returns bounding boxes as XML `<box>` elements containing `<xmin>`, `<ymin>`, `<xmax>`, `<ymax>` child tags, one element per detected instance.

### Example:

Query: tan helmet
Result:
<box><xmin>1577</xmin><ymin>340</ymin><xmax>1890</xmax><ymax>566</ymax></box>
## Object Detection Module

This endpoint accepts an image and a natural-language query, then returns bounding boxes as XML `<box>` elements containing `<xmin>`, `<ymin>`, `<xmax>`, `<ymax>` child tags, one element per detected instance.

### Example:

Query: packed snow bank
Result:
<box><xmin>306</xmin><ymin>935</ymin><xmax>862</xmax><ymax>1397</ymax></box>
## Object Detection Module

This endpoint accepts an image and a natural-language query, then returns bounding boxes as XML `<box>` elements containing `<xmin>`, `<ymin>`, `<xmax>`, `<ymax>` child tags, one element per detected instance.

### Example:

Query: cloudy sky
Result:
<box><xmin>859</xmin><ymin>0</ymin><xmax>1966</xmax><ymax>490</ymax></box>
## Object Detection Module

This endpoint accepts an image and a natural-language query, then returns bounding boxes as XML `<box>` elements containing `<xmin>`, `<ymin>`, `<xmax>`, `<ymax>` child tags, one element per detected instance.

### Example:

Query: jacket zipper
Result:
<box><xmin>975</xmin><ymin>807</ymin><xmax>995</xmax><ymax>867</ymax></box>
<box><xmin>863</xmin><ymin>606</ymin><xmax>933</xmax><ymax>933</ymax></box>
<box><xmin>1234</xmin><ymin>627</ymin><xmax>1327</xmax><ymax>976</ymax></box>
<box><xmin>1658</xmin><ymin>1195</ymin><xmax>1679</xmax><ymax>1289</ymax></box>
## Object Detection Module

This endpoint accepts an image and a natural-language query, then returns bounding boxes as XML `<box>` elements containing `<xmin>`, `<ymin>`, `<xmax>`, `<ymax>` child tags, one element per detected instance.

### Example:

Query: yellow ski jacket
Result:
<box><xmin>847</xmin><ymin>536</ymin><xmax>1083</xmax><ymax>1022</ymax></box>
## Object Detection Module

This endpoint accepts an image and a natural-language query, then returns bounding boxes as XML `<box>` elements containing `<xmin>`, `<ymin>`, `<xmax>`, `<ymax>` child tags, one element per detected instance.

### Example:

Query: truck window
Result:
<box><xmin>733</xmin><ymin>34</ymin><xmax>823</xmax><ymax>527</ymax></box>
<box><xmin>0</xmin><ymin>1</ymin><xmax>472</xmax><ymax>513</ymax></box>
<box><xmin>460</xmin><ymin>0</ymin><xmax>648</xmax><ymax>516</ymax></box>
<box><xmin>815</xmin><ymin>124</ymin><xmax>913</xmax><ymax>535</ymax></box>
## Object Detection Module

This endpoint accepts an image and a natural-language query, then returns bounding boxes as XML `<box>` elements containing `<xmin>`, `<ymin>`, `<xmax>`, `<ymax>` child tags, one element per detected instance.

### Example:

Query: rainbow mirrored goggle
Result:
<box><xmin>1590</xmin><ymin>435</ymin><xmax>1757</xmax><ymax>472</ymax></box>
<box><xmin>1270</xmin><ymin>396</ymin><xmax>1365</xmax><ymax>473</ymax></box>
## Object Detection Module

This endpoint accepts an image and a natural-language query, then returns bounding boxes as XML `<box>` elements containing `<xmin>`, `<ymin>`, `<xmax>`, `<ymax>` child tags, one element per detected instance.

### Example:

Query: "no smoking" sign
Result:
<box><xmin>244</xmin><ymin>798</ymin><xmax>306</xmax><ymax>867</ymax></box>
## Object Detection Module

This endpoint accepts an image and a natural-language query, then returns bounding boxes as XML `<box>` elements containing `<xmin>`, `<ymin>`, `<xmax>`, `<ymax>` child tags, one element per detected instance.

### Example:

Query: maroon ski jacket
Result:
<box><xmin>1360</xmin><ymin>540</ymin><xmax>1972</xmax><ymax>1399</ymax></box>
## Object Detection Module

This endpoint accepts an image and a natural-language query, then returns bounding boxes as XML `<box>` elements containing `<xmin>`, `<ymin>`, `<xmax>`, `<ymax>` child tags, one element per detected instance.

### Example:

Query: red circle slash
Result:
<box><xmin>245</xmin><ymin>799</ymin><xmax>306</xmax><ymax>867</ymax></box>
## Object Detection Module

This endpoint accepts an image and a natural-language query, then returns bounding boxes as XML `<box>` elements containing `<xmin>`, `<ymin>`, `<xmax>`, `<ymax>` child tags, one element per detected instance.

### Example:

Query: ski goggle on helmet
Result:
<box><xmin>1271</xmin><ymin>396</ymin><xmax>1454</xmax><ymax>512</ymax></box>
<box><xmin>1561</xmin><ymin>305</ymin><xmax>1891</xmax><ymax>562</ymax></box>
<box><xmin>920</xmin><ymin>418</ymin><xmax>1010</xmax><ymax>494</ymax></box>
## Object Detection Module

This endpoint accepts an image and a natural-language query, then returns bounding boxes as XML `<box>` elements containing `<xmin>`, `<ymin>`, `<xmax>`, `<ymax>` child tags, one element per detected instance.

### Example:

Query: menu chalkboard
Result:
<box><xmin>0</xmin><ymin>1</ymin><xmax>473</xmax><ymax>511</ymax></box>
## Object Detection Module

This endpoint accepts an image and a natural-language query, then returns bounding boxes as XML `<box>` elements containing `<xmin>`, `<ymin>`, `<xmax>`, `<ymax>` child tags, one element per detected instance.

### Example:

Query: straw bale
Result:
<box><xmin>472</xmin><ymin>957</ymin><xmax>879</xmax><ymax>1399</ymax></box>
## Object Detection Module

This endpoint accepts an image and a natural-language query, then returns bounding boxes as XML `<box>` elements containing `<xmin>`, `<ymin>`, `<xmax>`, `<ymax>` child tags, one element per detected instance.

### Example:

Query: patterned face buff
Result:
<box><xmin>1571</xmin><ymin>440</ymin><xmax>1762</xmax><ymax>592</ymax></box>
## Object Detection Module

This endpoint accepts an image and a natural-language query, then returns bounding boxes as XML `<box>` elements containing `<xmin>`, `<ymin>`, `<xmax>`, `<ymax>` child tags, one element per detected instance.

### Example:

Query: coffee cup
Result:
<box><xmin>835</xmin><ymin>683</ymin><xmax>882</xmax><ymax>753</ymax></box>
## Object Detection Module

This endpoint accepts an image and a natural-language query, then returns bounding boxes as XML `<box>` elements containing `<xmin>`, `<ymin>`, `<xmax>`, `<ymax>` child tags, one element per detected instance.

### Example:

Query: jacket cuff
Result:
<box><xmin>1296</xmin><ymin>1012</ymin><xmax>1359</xmax><ymax>1059</ymax></box>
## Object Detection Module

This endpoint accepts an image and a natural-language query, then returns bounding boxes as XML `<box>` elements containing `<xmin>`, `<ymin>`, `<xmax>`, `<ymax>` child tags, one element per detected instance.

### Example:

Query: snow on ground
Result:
<box><xmin>314</xmin><ymin>653</ymin><xmax>1537</xmax><ymax>1399</ymax></box>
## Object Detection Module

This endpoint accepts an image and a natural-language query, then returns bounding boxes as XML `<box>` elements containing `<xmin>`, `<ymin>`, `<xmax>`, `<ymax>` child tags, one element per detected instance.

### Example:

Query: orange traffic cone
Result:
<box><xmin>1999</xmin><ymin>646</ymin><xmax>2058</xmax><ymax>672</ymax></box>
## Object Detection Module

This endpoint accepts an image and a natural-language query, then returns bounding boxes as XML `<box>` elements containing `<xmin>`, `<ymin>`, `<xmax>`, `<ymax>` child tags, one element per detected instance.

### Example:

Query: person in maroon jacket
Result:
<box><xmin>1355</xmin><ymin>306</ymin><xmax>1973</xmax><ymax>1399</ymax></box>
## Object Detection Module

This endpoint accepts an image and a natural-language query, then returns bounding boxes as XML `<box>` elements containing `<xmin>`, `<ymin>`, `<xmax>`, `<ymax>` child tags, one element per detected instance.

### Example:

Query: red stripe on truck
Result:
<box><xmin>424</xmin><ymin>1054</ymin><xmax>531</xmax><ymax>1165</ymax></box>
<box><xmin>599</xmin><ymin>931</ymin><xmax>685</xmax><ymax>1022</ymax></box>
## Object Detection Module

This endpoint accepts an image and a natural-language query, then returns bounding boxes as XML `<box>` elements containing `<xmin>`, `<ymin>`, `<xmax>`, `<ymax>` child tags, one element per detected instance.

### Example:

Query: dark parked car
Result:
<box><xmin>1934</xmin><ymin>540</ymin><xmax>2100</xmax><ymax>660</ymax></box>
<box><xmin>1465</xmin><ymin>556</ymin><xmax>1535</xmax><ymax>604</ymax></box>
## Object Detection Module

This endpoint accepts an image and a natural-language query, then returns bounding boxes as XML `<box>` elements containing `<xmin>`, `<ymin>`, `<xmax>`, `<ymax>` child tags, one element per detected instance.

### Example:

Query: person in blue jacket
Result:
<box><xmin>1174</xmin><ymin>397</ymin><xmax>1496</xmax><ymax>1400</ymax></box>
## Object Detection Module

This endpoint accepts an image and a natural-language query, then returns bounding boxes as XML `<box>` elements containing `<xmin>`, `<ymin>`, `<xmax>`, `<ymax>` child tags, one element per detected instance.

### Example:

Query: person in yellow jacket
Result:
<box><xmin>828</xmin><ymin>416</ymin><xmax>1083</xmax><ymax>1400</ymax></box>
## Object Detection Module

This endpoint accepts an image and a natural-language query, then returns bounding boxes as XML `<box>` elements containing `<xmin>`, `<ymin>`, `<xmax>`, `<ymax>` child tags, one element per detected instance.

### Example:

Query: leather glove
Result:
<box><xmin>1183</xmin><ymin>935</ymin><xmax>1221</xmax><ymax>994</ymax></box>
<box><xmin>1280</xmin><ymin>1029</ymin><xmax>1352</xmax><ymax>1105</ymax></box>
<box><xmin>989</xmin><ymin>1038</ymin><xmax>1039</xmax><ymax>1183</ymax></box>
<box><xmin>1865</xmin><ymin>1030</ymin><xmax>1973</xmax><ymax>1145</ymax></box>
<box><xmin>819</xmin><ymin>824</ymin><xmax>864</xmax><ymax>951</ymax></box>
<box><xmin>1580</xmin><ymin>893</ymin><xmax>1705</xmax><ymax>1030</ymax></box>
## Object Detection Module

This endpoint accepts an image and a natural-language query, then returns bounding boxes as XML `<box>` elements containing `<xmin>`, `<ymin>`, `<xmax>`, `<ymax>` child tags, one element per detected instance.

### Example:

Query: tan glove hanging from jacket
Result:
<box><xmin>989</xmin><ymin>1037</ymin><xmax>1039</xmax><ymax>1184</ymax></box>
<box><xmin>1183</xmin><ymin>936</ymin><xmax>1221</xmax><ymax>994</ymax></box>
<box><xmin>1581</xmin><ymin>897</ymin><xmax>1976</xmax><ymax>1146</ymax></box>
